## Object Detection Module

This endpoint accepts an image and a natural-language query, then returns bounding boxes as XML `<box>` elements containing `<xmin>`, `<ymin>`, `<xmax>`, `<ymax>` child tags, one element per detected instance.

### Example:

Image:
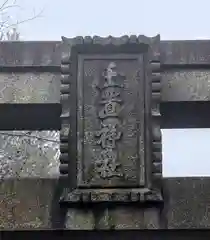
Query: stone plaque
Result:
<box><xmin>60</xmin><ymin>35</ymin><xmax>162</xmax><ymax>204</ymax></box>
<box><xmin>77</xmin><ymin>56</ymin><xmax>145</xmax><ymax>188</ymax></box>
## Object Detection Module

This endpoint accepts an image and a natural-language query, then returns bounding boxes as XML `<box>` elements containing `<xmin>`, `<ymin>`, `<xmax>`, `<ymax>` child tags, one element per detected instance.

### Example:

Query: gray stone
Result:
<box><xmin>164</xmin><ymin>178</ymin><xmax>210</xmax><ymax>228</ymax></box>
<box><xmin>60</xmin><ymin>36</ymin><xmax>162</xmax><ymax>209</ymax></box>
<box><xmin>111</xmin><ymin>207</ymin><xmax>144</xmax><ymax>229</ymax></box>
<box><xmin>79</xmin><ymin>58</ymin><xmax>145</xmax><ymax>187</ymax></box>
<box><xmin>0</xmin><ymin>73</ymin><xmax>60</xmax><ymax>103</ymax></box>
<box><xmin>2</xmin><ymin>178</ymin><xmax>210</xmax><ymax>229</ymax></box>
<box><xmin>65</xmin><ymin>209</ymin><xmax>95</xmax><ymax>230</ymax></box>
<box><xmin>162</xmin><ymin>70</ymin><xmax>210</xmax><ymax>101</ymax></box>
<box><xmin>0</xmin><ymin>178</ymin><xmax>57</xmax><ymax>229</ymax></box>
<box><xmin>161</xmin><ymin>40</ymin><xmax>210</xmax><ymax>64</ymax></box>
<box><xmin>0</xmin><ymin>41</ymin><xmax>62</xmax><ymax>66</ymax></box>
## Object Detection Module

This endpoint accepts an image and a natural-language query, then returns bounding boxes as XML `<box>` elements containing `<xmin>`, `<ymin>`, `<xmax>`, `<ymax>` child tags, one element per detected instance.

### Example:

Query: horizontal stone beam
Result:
<box><xmin>0</xmin><ymin>71</ymin><xmax>210</xmax><ymax>104</ymax></box>
<box><xmin>0</xmin><ymin>101</ymin><xmax>209</xmax><ymax>130</ymax></box>
<box><xmin>0</xmin><ymin>104</ymin><xmax>61</xmax><ymax>130</ymax></box>
<box><xmin>161</xmin><ymin>101</ymin><xmax>210</xmax><ymax>128</ymax></box>
<box><xmin>1</xmin><ymin>41</ymin><xmax>210</xmax><ymax>104</ymax></box>
<box><xmin>1</xmin><ymin>177</ymin><xmax>210</xmax><ymax>229</ymax></box>
<box><xmin>161</xmin><ymin>40</ymin><xmax>210</xmax><ymax>65</ymax></box>
<box><xmin>0</xmin><ymin>40</ymin><xmax>209</xmax><ymax>130</ymax></box>
<box><xmin>0</xmin><ymin>41</ymin><xmax>62</xmax><ymax>67</ymax></box>
<box><xmin>0</xmin><ymin>40</ymin><xmax>210</xmax><ymax>67</ymax></box>
<box><xmin>162</xmin><ymin>70</ymin><xmax>210</xmax><ymax>102</ymax></box>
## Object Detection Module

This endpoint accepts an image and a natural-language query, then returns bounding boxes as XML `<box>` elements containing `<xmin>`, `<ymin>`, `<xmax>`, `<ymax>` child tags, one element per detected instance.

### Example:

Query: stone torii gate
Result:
<box><xmin>1</xmin><ymin>34</ymin><xmax>210</xmax><ymax>231</ymax></box>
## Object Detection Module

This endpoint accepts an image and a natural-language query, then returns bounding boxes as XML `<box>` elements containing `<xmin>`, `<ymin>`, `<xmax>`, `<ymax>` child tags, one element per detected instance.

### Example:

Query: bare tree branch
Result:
<box><xmin>0</xmin><ymin>0</ymin><xmax>44</xmax><ymax>40</ymax></box>
<box><xmin>0</xmin><ymin>0</ymin><xmax>11</xmax><ymax>10</ymax></box>
<box><xmin>0</xmin><ymin>131</ymin><xmax>60</xmax><ymax>143</ymax></box>
<box><xmin>6</xmin><ymin>8</ymin><xmax>44</xmax><ymax>29</ymax></box>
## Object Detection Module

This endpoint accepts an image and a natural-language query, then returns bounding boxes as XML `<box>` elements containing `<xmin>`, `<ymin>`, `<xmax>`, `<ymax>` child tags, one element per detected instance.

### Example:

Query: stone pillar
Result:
<box><xmin>59</xmin><ymin>35</ymin><xmax>163</xmax><ymax>229</ymax></box>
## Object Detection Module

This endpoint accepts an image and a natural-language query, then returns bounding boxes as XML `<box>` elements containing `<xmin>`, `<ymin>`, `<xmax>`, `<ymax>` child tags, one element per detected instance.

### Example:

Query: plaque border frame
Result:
<box><xmin>59</xmin><ymin>35</ymin><xmax>162</xmax><ymax>205</ymax></box>
<box><xmin>77</xmin><ymin>54</ymin><xmax>145</xmax><ymax>188</ymax></box>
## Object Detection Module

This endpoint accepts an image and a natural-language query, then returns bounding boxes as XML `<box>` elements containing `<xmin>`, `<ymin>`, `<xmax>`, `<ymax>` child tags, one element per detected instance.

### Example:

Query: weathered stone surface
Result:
<box><xmin>164</xmin><ymin>177</ymin><xmax>210</xmax><ymax>228</ymax></box>
<box><xmin>1</xmin><ymin>40</ymin><xmax>210</xmax><ymax>66</ymax></box>
<box><xmin>2</xmin><ymin>178</ymin><xmax>210</xmax><ymax>229</ymax></box>
<box><xmin>1</xmin><ymin>71</ymin><xmax>210</xmax><ymax>105</ymax></box>
<box><xmin>143</xmin><ymin>208</ymin><xmax>160</xmax><ymax>229</ymax></box>
<box><xmin>110</xmin><ymin>207</ymin><xmax>144</xmax><ymax>229</ymax></box>
<box><xmin>0</xmin><ymin>131</ymin><xmax>60</xmax><ymax>178</ymax></box>
<box><xmin>162</xmin><ymin>70</ymin><xmax>210</xmax><ymax>101</ymax></box>
<box><xmin>0</xmin><ymin>73</ymin><xmax>60</xmax><ymax>103</ymax></box>
<box><xmin>78</xmin><ymin>58</ymin><xmax>145</xmax><ymax>187</ymax></box>
<box><xmin>161</xmin><ymin>40</ymin><xmax>210</xmax><ymax>64</ymax></box>
<box><xmin>1</xmin><ymin>71</ymin><xmax>210</xmax><ymax>107</ymax></box>
<box><xmin>65</xmin><ymin>209</ymin><xmax>95</xmax><ymax>230</ymax></box>
<box><xmin>0</xmin><ymin>41</ymin><xmax>62</xmax><ymax>66</ymax></box>
<box><xmin>0</xmin><ymin>178</ymin><xmax>57</xmax><ymax>229</ymax></box>
<box><xmin>0</xmin><ymin>178</ymin><xmax>94</xmax><ymax>230</ymax></box>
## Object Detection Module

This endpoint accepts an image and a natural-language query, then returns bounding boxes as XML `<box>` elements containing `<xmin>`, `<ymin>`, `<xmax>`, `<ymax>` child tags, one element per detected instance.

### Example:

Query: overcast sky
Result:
<box><xmin>11</xmin><ymin>0</ymin><xmax>210</xmax><ymax>177</ymax></box>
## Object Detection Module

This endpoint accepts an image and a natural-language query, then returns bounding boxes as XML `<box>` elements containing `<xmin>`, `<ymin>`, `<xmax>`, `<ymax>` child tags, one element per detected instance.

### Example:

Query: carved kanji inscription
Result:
<box><xmin>95</xmin><ymin>123</ymin><xmax>122</xmax><ymax>149</ymax></box>
<box><xmin>95</xmin><ymin>149</ymin><xmax>123</xmax><ymax>179</ymax></box>
<box><xmin>77</xmin><ymin>56</ymin><xmax>145</xmax><ymax>187</ymax></box>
